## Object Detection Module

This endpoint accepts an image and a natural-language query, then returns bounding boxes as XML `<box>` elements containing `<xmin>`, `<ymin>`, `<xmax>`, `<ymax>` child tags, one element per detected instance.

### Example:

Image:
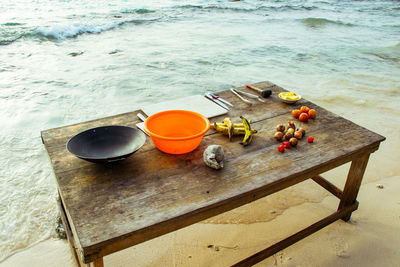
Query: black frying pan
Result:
<box><xmin>66</xmin><ymin>125</ymin><xmax>146</xmax><ymax>163</ymax></box>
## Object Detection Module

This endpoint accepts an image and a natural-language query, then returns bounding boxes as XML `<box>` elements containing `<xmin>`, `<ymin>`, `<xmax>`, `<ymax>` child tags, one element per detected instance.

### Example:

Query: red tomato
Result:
<box><xmin>308</xmin><ymin>109</ymin><xmax>316</xmax><ymax>119</ymax></box>
<box><xmin>283</xmin><ymin>141</ymin><xmax>291</xmax><ymax>148</ymax></box>
<box><xmin>308</xmin><ymin>136</ymin><xmax>314</xmax><ymax>143</ymax></box>
<box><xmin>300</xmin><ymin>106</ymin><xmax>310</xmax><ymax>114</ymax></box>
<box><xmin>278</xmin><ymin>145</ymin><xmax>285</xmax><ymax>152</ymax></box>
<box><xmin>291</xmin><ymin>109</ymin><xmax>301</xmax><ymax>118</ymax></box>
<box><xmin>299</xmin><ymin>112</ymin><xmax>309</xmax><ymax>122</ymax></box>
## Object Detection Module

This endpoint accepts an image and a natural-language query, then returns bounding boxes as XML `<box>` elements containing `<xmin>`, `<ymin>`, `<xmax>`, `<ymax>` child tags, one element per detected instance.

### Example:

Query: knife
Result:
<box><xmin>204</xmin><ymin>93</ymin><xmax>230</xmax><ymax>110</ymax></box>
<box><xmin>137</xmin><ymin>113</ymin><xmax>147</xmax><ymax>122</ymax></box>
<box><xmin>208</xmin><ymin>93</ymin><xmax>234</xmax><ymax>107</ymax></box>
<box><xmin>136</xmin><ymin>113</ymin><xmax>149</xmax><ymax>136</ymax></box>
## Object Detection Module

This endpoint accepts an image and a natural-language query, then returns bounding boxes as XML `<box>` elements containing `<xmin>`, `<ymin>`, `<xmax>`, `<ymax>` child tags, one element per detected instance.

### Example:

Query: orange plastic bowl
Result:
<box><xmin>144</xmin><ymin>110</ymin><xmax>210</xmax><ymax>154</ymax></box>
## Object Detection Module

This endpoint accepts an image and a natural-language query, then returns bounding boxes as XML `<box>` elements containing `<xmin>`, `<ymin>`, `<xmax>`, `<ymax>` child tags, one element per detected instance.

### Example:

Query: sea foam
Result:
<box><xmin>36</xmin><ymin>22</ymin><xmax>120</xmax><ymax>39</ymax></box>
<box><xmin>34</xmin><ymin>18</ymin><xmax>158</xmax><ymax>40</ymax></box>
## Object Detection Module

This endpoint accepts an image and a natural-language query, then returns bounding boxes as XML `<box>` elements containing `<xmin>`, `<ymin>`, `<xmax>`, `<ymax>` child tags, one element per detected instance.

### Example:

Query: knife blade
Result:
<box><xmin>204</xmin><ymin>93</ymin><xmax>230</xmax><ymax>110</ymax></box>
<box><xmin>209</xmin><ymin>93</ymin><xmax>234</xmax><ymax>107</ymax></box>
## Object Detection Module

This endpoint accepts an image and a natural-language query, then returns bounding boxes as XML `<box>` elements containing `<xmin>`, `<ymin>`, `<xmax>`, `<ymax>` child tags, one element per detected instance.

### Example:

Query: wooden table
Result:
<box><xmin>41</xmin><ymin>81</ymin><xmax>385</xmax><ymax>267</ymax></box>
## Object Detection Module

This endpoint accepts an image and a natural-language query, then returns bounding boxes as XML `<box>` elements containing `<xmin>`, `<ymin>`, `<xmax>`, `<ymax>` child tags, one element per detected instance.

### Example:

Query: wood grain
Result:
<box><xmin>41</xmin><ymin>81</ymin><xmax>385</xmax><ymax>264</ymax></box>
<box><xmin>338</xmin><ymin>153</ymin><xmax>371</xmax><ymax>221</ymax></box>
<box><xmin>312</xmin><ymin>175</ymin><xmax>343</xmax><ymax>199</ymax></box>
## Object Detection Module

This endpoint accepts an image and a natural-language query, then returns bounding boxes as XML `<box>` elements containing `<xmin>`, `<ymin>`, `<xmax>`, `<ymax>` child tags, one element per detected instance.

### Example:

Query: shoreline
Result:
<box><xmin>1</xmin><ymin>0</ymin><xmax>399</xmax><ymax>265</ymax></box>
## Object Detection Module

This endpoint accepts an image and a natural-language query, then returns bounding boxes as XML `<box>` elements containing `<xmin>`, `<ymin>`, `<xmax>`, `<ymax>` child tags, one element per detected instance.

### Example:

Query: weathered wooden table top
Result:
<box><xmin>41</xmin><ymin>81</ymin><xmax>385</xmax><ymax>262</ymax></box>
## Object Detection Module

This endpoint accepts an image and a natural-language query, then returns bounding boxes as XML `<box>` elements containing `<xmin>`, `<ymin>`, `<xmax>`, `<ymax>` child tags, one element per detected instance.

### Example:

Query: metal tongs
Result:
<box><xmin>230</xmin><ymin>88</ymin><xmax>266</xmax><ymax>105</ymax></box>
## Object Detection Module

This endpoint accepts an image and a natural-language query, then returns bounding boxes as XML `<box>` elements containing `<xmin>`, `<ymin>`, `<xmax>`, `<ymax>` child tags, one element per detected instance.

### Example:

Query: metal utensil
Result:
<box><xmin>233</xmin><ymin>89</ymin><xmax>266</xmax><ymax>103</ymax></box>
<box><xmin>136</xmin><ymin>113</ymin><xmax>149</xmax><ymax>136</ymax></box>
<box><xmin>205</xmin><ymin>93</ymin><xmax>230</xmax><ymax>110</ymax></box>
<box><xmin>230</xmin><ymin>88</ymin><xmax>252</xmax><ymax>105</ymax></box>
<box><xmin>208</xmin><ymin>93</ymin><xmax>233</xmax><ymax>107</ymax></box>
<box><xmin>137</xmin><ymin>113</ymin><xmax>147</xmax><ymax>122</ymax></box>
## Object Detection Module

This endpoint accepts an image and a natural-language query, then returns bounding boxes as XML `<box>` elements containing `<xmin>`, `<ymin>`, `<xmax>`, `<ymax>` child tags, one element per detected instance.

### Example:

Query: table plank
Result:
<box><xmin>41</xmin><ymin>81</ymin><xmax>385</xmax><ymax>263</ymax></box>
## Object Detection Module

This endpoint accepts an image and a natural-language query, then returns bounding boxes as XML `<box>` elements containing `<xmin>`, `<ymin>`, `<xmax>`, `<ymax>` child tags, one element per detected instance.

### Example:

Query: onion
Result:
<box><xmin>274</xmin><ymin>132</ymin><xmax>284</xmax><ymax>141</ymax></box>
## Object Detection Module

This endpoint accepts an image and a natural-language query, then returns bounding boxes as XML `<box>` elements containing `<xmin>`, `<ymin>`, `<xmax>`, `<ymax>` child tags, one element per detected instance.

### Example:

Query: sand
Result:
<box><xmin>2</xmin><ymin>100</ymin><xmax>399</xmax><ymax>266</ymax></box>
<box><xmin>2</xmin><ymin>167</ymin><xmax>399</xmax><ymax>266</ymax></box>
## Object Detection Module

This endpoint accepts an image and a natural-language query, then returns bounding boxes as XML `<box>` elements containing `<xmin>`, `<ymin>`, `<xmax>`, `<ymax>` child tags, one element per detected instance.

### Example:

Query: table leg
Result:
<box><xmin>88</xmin><ymin>258</ymin><xmax>104</xmax><ymax>267</ymax></box>
<box><xmin>338</xmin><ymin>153</ymin><xmax>370</xmax><ymax>221</ymax></box>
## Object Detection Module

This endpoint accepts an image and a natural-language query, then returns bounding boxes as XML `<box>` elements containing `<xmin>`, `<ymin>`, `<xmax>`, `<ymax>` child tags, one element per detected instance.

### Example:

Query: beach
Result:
<box><xmin>1</xmin><ymin>0</ymin><xmax>399</xmax><ymax>266</ymax></box>
<box><xmin>2</xmin><ymin>173</ymin><xmax>400</xmax><ymax>266</ymax></box>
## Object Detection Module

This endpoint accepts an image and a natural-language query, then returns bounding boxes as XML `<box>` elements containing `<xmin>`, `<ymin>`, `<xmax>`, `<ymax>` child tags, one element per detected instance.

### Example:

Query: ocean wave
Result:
<box><xmin>265</xmin><ymin>5</ymin><xmax>317</xmax><ymax>11</ymax></box>
<box><xmin>1</xmin><ymin>23</ymin><xmax>28</xmax><ymax>45</ymax></box>
<box><xmin>0</xmin><ymin>17</ymin><xmax>159</xmax><ymax>45</ymax></box>
<box><xmin>3</xmin><ymin>22</ymin><xmax>26</xmax><ymax>26</ymax></box>
<box><xmin>31</xmin><ymin>18</ymin><xmax>158</xmax><ymax>40</ymax></box>
<box><xmin>364</xmin><ymin>43</ymin><xmax>400</xmax><ymax>63</ymax></box>
<box><xmin>301</xmin><ymin>17</ymin><xmax>355</xmax><ymax>28</ymax></box>
<box><xmin>0</xmin><ymin>32</ymin><xmax>24</xmax><ymax>46</ymax></box>
<box><xmin>175</xmin><ymin>4</ymin><xmax>317</xmax><ymax>13</ymax></box>
<box><xmin>121</xmin><ymin>8</ymin><xmax>156</xmax><ymax>14</ymax></box>
<box><xmin>175</xmin><ymin>4</ymin><xmax>255</xmax><ymax>13</ymax></box>
<box><xmin>0</xmin><ymin>38</ymin><xmax>19</xmax><ymax>46</ymax></box>
<box><xmin>367</xmin><ymin>53</ymin><xmax>399</xmax><ymax>63</ymax></box>
<box><xmin>34</xmin><ymin>22</ymin><xmax>120</xmax><ymax>39</ymax></box>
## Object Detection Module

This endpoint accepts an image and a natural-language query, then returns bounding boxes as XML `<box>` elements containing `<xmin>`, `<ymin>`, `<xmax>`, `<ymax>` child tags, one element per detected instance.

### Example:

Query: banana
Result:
<box><xmin>215</xmin><ymin>123</ymin><xmax>245</xmax><ymax>128</ymax></box>
<box><xmin>213</xmin><ymin>125</ymin><xmax>255</xmax><ymax>135</ymax></box>
<box><xmin>211</xmin><ymin>117</ymin><xmax>257</xmax><ymax>145</ymax></box>
<box><xmin>240</xmin><ymin>116</ymin><xmax>254</xmax><ymax>146</ymax></box>
<box><xmin>214</xmin><ymin>121</ymin><xmax>252</xmax><ymax>128</ymax></box>
<box><xmin>213</xmin><ymin>123</ymin><xmax>229</xmax><ymax>135</ymax></box>
<box><xmin>223</xmin><ymin>117</ymin><xmax>234</xmax><ymax>141</ymax></box>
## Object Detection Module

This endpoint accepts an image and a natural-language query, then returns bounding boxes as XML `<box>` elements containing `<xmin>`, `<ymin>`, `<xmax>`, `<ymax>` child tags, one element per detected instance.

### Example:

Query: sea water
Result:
<box><xmin>0</xmin><ymin>0</ymin><xmax>399</xmax><ymax>262</ymax></box>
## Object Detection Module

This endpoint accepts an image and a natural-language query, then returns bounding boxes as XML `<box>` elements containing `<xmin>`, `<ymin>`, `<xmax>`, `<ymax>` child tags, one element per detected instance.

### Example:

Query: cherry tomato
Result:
<box><xmin>308</xmin><ymin>109</ymin><xmax>316</xmax><ymax>119</ymax></box>
<box><xmin>308</xmin><ymin>136</ymin><xmax>314</xmax><ymax>143</ymax></box>
<box><xmin>300</xmin><ymin>106</ymin><xmax>310</xmax><ymax>114</ymax></box>
<box><xmin>291</xmin><ymin>109</ymin><xmax>301</xmax><ymax>118</ymax></box>
<box><xmin>283</xmin><ymin>141</ymin><xmax>291</xmax><ymax>148</ymax></box>
<box><xmin>278</xmin><ymin>145</ymin><xmax>285</xmax><ymax>152</ymax></box>
<box><xmin>299</xmin><ymin>112</ymin><xmax>309</xmax><ymax>122</ymax></box>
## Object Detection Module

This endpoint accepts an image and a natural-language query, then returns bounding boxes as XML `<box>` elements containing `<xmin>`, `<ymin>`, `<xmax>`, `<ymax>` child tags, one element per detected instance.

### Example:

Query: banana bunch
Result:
<box><xmin>211</xmin><ymin>116</ymin><xmax>257</xmax><ymax>146</ymax></box>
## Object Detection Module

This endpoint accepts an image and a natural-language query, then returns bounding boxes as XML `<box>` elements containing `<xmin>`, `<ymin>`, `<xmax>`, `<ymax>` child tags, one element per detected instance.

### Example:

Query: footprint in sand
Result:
<box><xmin>334</xmin><ymin>239</ymin><xmax>350</xmax><ymax>258</ymax></box>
